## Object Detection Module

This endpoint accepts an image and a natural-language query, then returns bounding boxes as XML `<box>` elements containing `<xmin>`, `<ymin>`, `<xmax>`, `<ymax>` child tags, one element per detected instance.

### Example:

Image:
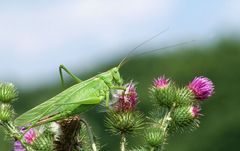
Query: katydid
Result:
<box><xmin>14</xmin><ymin>29</ymin><xmax>169</xmax><ymax>127</ymax></box>
<box><xmin>14</xmin><ymin>29</ymin><xmax>190</xmax><ymax>127</ymax></box>
<box><xmin>14</xmin><ymin>65</ymin><xmax>124</xmax><ymax>127</ymax></box>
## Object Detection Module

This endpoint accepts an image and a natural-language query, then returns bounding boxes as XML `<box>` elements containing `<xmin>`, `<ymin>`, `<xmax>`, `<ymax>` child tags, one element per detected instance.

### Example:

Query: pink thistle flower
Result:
<box><xmin>24</xmin><ymin>128</ymin><xmax>37</xmax><ymax>144</ymax></box>
<box><xmin>116</xmin><ymin>82</ymin><xmax>138</xmax><ymax>111</ymax></box>
<box><xmin>13</xmin><ymin>127</ymin><xmax>37</xmax><ymax>151</ymax></box>
<box><xmin>188</xmin><ymin>76</ymin><xmax>214</xmax><ymax>100</ymax></box>
<box><xmin>14</xmin><ymin>141</ymin><xmax>26</xmax><ymax>151</ymax></box>
<box><xmin>190</xmin><ymin>106</ymin><xmax>201</xmax><ymax>118</ymax></box>
<box><xmin>154</xmin><ymin>76</ymin><xmax>170</xmax><ymax>89</ymax></box>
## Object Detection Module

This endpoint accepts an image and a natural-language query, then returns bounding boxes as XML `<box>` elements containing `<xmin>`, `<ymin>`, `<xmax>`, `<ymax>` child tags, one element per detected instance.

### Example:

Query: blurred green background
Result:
<box><xmin>1</xmin><ymin>38</ymin><xmax>240</xmax><ymax>150</ymax></box>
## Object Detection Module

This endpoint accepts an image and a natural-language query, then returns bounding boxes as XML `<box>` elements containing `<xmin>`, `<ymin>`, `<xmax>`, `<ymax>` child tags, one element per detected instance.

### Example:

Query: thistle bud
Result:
<box><xmin>0</xmin><ymin>103</ymin><xmax>14</xmax><ymax>122</ymax></box>
<box><xmin>0</xmin><ymin>83</ymin><xmax>18</xmax><ymax>103</ymax></box>
<box><xmin>31</xmin><ymin>134</ymin><xmax>54</xmax><ymax>151</ymax></box>
<box><xmin>188</xmin><ymin>76</ymin><xmax>214</xmax><ymax>100</ymax></box>
<box><xmin>171</xmin><ymin>106</ymin><xmax>200</xmax><ymax>130</ymax></box>
<box><xmin>105</xmin><ymin>111</ymin><xmax>144</xmax><ymax>135</ymax></box>
<box><xmin>144</xmin><ymin>126</ymin><xmax>165</xmax><ymax>148</ymax></box>
<box><xmin>175</xmin><ymin>87</ymin><xmax>195</xmax><ymax>106</ymax></box>
<box><xmin>150</xmin><ymin>76</ymin><xmax>176</xmax><ymax>108</ymax></box>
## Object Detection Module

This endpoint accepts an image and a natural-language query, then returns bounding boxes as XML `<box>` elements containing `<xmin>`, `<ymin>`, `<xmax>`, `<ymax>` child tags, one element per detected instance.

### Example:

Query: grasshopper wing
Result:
<box><xmin>14</xmin><ymin>83</ymin><xmax>85</xmax><ymax>126</ymax></box>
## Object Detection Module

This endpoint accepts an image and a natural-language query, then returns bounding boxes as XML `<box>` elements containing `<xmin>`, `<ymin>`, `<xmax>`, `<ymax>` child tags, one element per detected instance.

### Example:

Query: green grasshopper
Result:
<box><xmin>14</xmin><ymin>29</ymin><xmax>188</xmax><ymax>128</ymax></box>
<box><xmin>14</xmin><ymin>64</ymin><xmax>124</xmax><ymax>127</ymax></box>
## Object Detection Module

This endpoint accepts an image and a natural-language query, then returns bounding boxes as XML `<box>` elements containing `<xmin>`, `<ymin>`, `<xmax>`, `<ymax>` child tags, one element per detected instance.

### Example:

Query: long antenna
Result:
<box><xmin>135</xmin><ymin>40</ymin><xmax>194</xmax><ymax>58</ymax></box>
<box><xmin>118</xmin><ymin>27</ymin><xmax>169</xmax><ymax>68</ymax></box>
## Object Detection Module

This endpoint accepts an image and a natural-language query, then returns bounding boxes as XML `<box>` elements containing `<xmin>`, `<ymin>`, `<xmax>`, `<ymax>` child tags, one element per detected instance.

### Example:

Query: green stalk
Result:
<box><xmin>2</xmin><ymin>122</ymin><xmax>34</xmax><ymax>151</ymax></box>
<box><xmin>120</xmin><ymin>133</ymin><xmax>126</xmax><ymax>151</ymax></box>
<box><xmin>80</xmin><ymin>119</ymin><xmax>97</xmax><ymax>151</ymax></box>
<box><xmin>159</xmin><ymin>103</ymin><xmax>176</xmax><ymax>151</ymax></box>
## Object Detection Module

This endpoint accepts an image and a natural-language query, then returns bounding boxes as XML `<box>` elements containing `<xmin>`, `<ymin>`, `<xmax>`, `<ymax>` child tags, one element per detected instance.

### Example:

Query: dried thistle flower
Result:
<box><xmin>115</xmin><ymin>82</ymin><xmax>138</xmax><ymax>112</ymax></box>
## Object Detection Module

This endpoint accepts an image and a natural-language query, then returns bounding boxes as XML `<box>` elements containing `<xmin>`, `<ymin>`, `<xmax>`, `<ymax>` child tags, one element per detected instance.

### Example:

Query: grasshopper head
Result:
<box><xmin>111</xmin><ymin>67</ymin><xmax>123</xmax><ymax>86</ymax></box>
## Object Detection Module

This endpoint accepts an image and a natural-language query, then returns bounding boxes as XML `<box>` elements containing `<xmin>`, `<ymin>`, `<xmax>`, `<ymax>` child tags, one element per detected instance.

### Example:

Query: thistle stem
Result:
<box><xmin>150</xmin><ymin>147</ymin><xmax>155</xmax><ymax>151</ymax></box>
<box><xmin>80</xmin><ymin>119</ymin><xmax>97</xmax><ymax>151</ymax></box>
<box><xmin>2</xmin><ymin>122</ymin><xmax>34</xmax><ymax>151</ymax></box>
<box><xmin>120</xmin><ymin>133</ymin><xmax>126</xmax><ymax>151</ymax></box>
<box><xmin>160</xmin><ymin>103</ymin><xmax>176</xmax><ymax>151</ymax></box>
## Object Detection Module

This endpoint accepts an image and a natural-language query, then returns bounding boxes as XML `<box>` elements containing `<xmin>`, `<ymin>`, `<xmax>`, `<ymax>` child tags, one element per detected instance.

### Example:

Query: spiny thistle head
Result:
<box><xmin>153</xmin><ymin>76</ymin><xmax>170</xmax><ymax>89</ymax></box>
<box><xmin>144</xmin><ymin>126</ymin><xmax>165</xmax><ymax>148</ymax></box>
<box><xmin>31</xmin><ymin>134</ymin><xmax>54</xmax><ymax>151</ymax></box>
<box><xmin>0</xmin><ymin>82</ymin><xmax>18</xmax><ymax>103</ymax></box>
<box><xmin>150</xmin><ymin>76</ymin><xmax>176</xmax><ymax>108</ymax></box>
<box><xmin>188</xmin><ymin>76</ymin><xmax>214</xmax><ymax>100</ymax></box>
<box><xmin>105</xmin><ymin>111</ymin><xmax>144</xmax><ymax>135</ymax></box>
<box><xmin>0</xmin><ymin>103</ymin><xmax>14</xmax><ymax>122</ymax></box>
<box><xmin>115</xmin><ymin>82</ymin><xmax>138</xmax><ymax>112</ymax></box>
<box><xmin>175</xmin><ymin>87</ymin><xmax>195</xmax><ymax>106</ymax></box>
<box><xmin>31</xmin><ymin>123</ymin><xmax>56</xmax><ymax>150</ymax></box>
<box><xmin>171</xmin><ymin>105</ymin><xmax>200</xmax><ymax>131</ymax></box>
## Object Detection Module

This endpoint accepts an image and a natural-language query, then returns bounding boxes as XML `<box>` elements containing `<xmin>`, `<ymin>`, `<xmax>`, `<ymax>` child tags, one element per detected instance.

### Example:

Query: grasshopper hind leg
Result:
<box><xmin>59</xmin><ymin>64</ymin><xmax>82</xmax><ymax>86</ymax></box>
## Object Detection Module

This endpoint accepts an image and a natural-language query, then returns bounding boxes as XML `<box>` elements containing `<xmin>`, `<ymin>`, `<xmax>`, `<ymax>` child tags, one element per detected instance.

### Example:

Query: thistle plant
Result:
<box><xmin>142</xmin><ymin>76</ymin><xmax>214</xmax><ymax>151</ymax></box>
<box><xmin>0</xmin><ymin>75</ymin><xmax>214</xmax><ymax>151</ymax></box>
<box><xmin>105</xmin><ymin>82</ymin><xmax>144</xmax><ymax>151</ymax></box>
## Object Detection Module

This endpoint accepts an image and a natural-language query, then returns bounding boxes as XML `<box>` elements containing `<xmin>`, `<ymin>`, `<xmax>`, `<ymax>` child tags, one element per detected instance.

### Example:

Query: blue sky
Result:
<box><xmin>0</xmin><ymin>0</ymin><xmax>239</xmax><ymax>88</ymax></box>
